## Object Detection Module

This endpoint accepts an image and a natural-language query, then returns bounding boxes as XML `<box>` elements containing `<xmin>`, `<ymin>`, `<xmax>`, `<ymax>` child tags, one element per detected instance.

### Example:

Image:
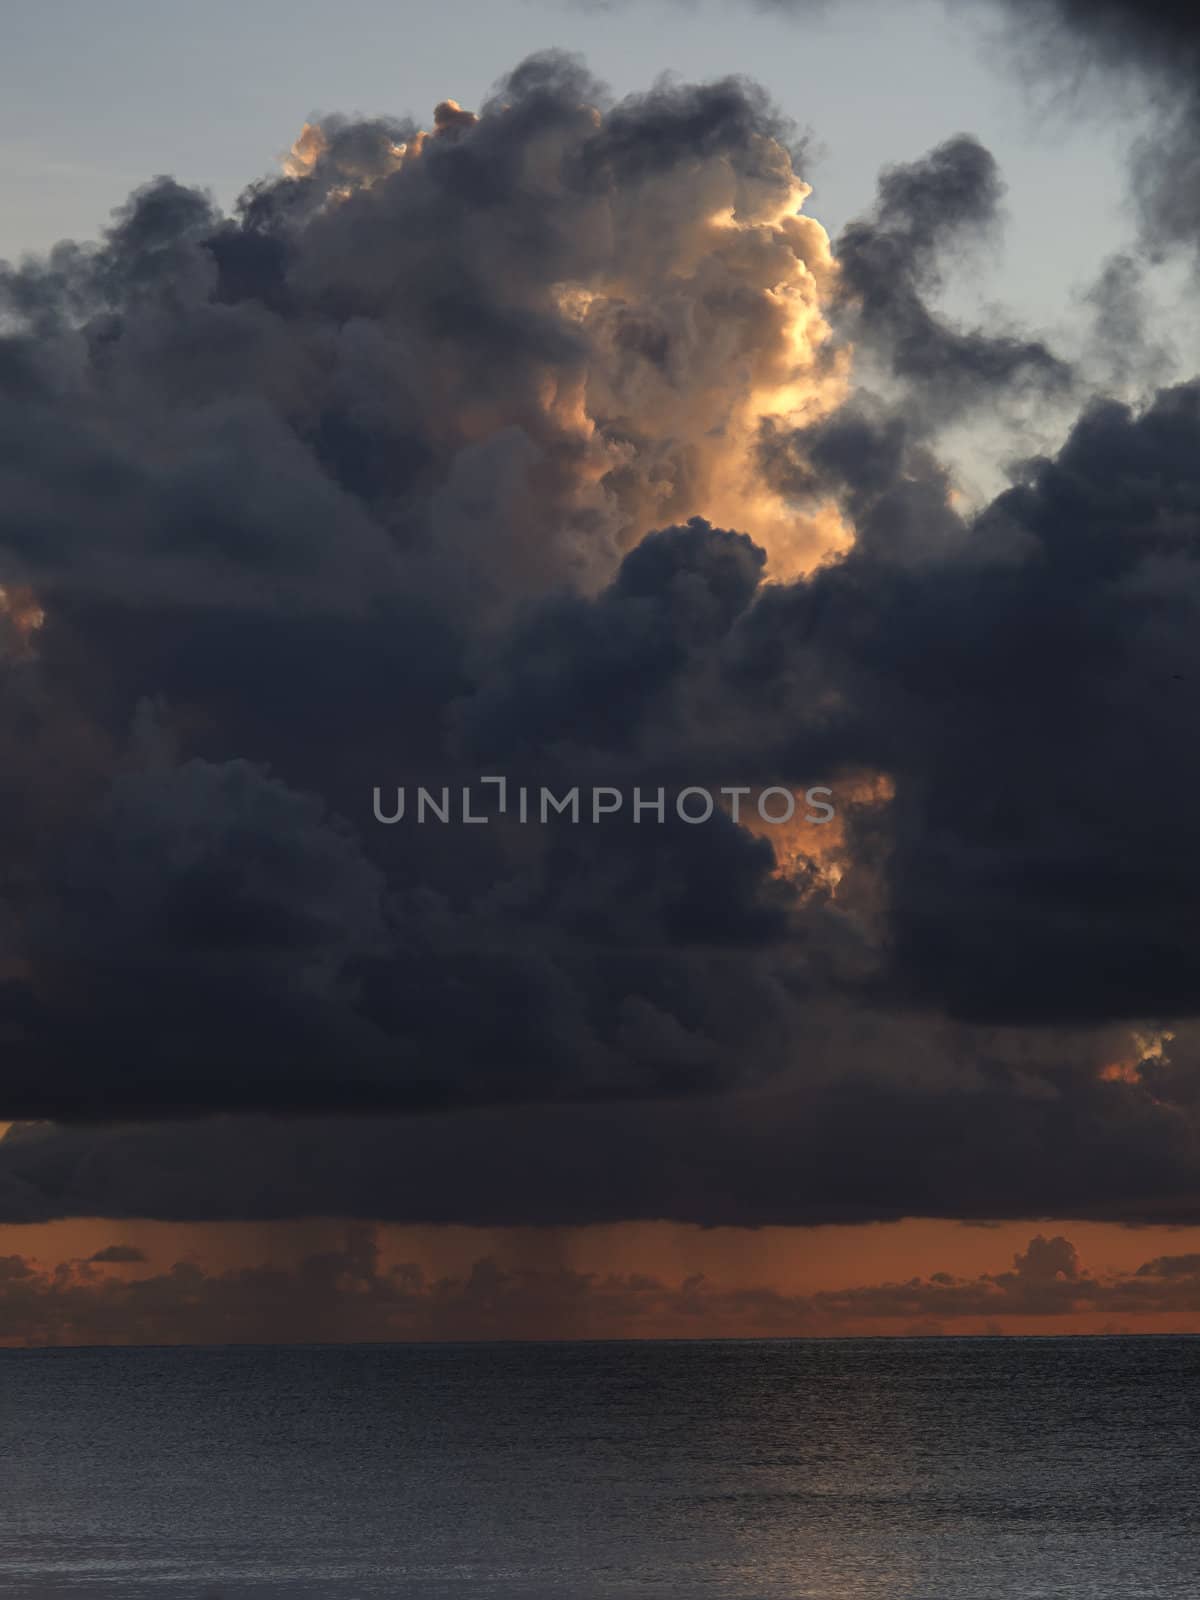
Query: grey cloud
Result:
<box><xmin>834</xmin><ymin>136</ymin><xmax>1072</xmax><ymax>417</ymax></box>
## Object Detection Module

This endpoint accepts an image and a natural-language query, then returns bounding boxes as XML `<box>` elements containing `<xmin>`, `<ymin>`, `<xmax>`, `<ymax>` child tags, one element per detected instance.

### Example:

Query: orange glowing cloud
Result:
<box><xmin>2</xmin><ymin>1217</ymin><xmax>1200</xmax><ymax>1346</ymax></box>
<box><xmin>734</xmin><ymin>772</ymin><xmax>896</xmax><ymax>897</ymax></box>
<box><xmin>0</xmin><ymin>584</ymin><xmax>45</xmax><ymax>656</ymax></box>
<box><xmin>1097</xmin><ymin>1029</ymin><xmax>1175</xmax><ymax>1090</ymax></box>
<box><xmin>281</xmin><ymin>96</ymin><xmax>853</xmax><ymax>593</ymax></box>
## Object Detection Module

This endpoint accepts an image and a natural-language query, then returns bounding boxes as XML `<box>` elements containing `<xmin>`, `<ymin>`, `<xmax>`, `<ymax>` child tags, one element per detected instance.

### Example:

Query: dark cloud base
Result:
<box><xmin>3</xmin><ymin>1045</ymin><xmax>1199</xmax><ymax>1228</ymax></box>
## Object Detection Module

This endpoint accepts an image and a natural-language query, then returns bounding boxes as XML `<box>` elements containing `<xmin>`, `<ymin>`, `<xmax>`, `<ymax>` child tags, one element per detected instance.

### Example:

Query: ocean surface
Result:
<box><xmin>1</xmin><ymin>1337</ymin><xmax>1198</xmax><ymax>1599</ymax></box>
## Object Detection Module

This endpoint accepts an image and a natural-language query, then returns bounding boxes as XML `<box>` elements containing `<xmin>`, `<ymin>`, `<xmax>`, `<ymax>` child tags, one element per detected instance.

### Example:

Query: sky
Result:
<box><xmin>0</xmin><ymin>0</ymin><xmax>1164</xmax><ymax>325</ymax></box>
<box><xmin>1</xmin><ymin>0</ymin><xmax>1200</xmax><ymax>1345</ymax></box>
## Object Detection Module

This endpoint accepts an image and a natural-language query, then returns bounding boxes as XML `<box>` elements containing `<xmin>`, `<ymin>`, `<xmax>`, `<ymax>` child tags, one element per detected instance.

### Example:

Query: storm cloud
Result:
<box><xmin>0</xmin><ymin>35</ymin><xmax>1199</xmax><ymax>1232</ymax></box>
<box><xmin>833</xmin><ymin>134</ymin><xmax>1071</xmax><ymax>416</ymax></box>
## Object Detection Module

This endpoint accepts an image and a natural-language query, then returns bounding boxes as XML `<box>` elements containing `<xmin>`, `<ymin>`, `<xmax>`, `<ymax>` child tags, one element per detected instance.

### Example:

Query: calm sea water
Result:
<box><xmin>1</xmin><ymin>1338</ymin><xmax>1198</xmax><ymax>1599</ymax></box>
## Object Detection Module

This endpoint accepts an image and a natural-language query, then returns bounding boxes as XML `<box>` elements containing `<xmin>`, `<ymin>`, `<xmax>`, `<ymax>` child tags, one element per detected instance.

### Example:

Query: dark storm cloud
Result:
<box><xmin>756</xmin><ymin>398</ymin><xmax>963</xmax><ymax>563</ymax></box>
<box><xmin>3</xmin><ymin>1013</ymin><xmax>1200</xmax><ymax>1226</ymax></box>
<box><xmin>745</xmin><ymin>378</ymin><xmax>1200</xmax><ymax>1022</ymax></box>
<box><xmin>453</xmin><ymin>519</ymin><xmax>766</xmax><ymax>764</ymax></box>
<box><xmin>2</xmin><ymin>42</ymin><xmax>1200</xmax><ymax>1230</ymax></box>
<box><xmin>833</xmin><ymin>135</ymin><xmax>1071</xmax><ymax>416</ymax></box>
<box><xmin>0</xmin><ymin>57</ymin><xmax>849</xmax><ymax>1128</ymax></box>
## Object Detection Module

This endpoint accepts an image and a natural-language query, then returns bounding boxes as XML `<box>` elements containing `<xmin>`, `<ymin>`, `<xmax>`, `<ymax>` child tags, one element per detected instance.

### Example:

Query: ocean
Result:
<box><xmin>1</xmin><ymin>1337</ymin><xmax>1197</xmax><ymax>1598</ymax></box>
